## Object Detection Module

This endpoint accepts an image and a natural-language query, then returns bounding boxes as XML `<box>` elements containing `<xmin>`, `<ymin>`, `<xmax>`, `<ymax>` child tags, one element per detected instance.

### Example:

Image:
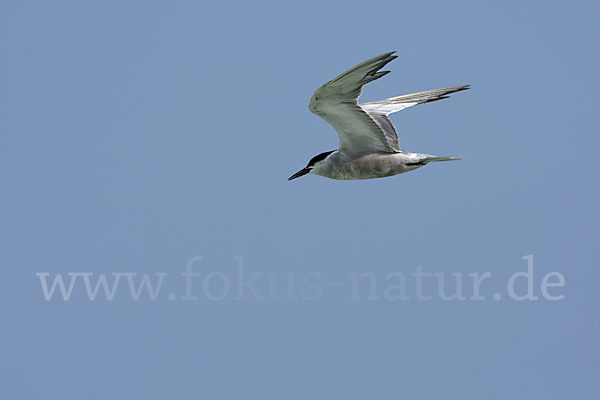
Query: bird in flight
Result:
<box><xmin>288</xmin><ymin>51</ymin><xmax>469</xmax><ymax>181</ymax></box>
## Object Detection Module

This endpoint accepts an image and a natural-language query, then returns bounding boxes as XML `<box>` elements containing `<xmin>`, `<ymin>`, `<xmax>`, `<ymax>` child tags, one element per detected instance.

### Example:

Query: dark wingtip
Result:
<box><xmin>447</xmin><ymin>85</ymin><xmax>471</xmax><ymax>95</ymax></box>
<box><xmin>385</xmin><ymin>51</ymin><xmax>397</xmax><ymax>61</ymax></box>
<box><xmin>420</xmin><ymin>85</ymin><xmax>471</xmax><ymax>104</ymax></box>
<box><xmin>377</xmin><ymin>51</ymin><xmax>397</xmax><ymax>62</ymax></box>
<box><xmin>448</xmin><ymin>85</ymin><xmax>470</xmax><ymax>93</ymax></box>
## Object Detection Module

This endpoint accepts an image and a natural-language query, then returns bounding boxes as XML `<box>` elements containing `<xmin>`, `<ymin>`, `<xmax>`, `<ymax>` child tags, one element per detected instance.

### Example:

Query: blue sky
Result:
<box><xmin>1</xmin><ymin>1</ymin><xmax>599</xmax><ymax>399</ymax></box>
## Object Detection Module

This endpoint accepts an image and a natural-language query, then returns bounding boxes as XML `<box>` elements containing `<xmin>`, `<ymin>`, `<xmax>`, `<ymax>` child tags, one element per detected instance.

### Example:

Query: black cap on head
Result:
<box><xmin>306</xmin><ymin>150</ymin><xmax>335</xmax><ymax>168</ymax></box>
<box><xmin>288</xmin><ymin>150</ymin><xmax>335</xmax><ymax>181</ymax></box>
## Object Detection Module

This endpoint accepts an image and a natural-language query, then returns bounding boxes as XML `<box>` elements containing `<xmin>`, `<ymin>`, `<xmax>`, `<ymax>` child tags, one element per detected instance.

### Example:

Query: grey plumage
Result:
<box><xmin>289</xmin><ymin>51</ymin><xmax>469</xmax><ymax>181</ymax></box>
<box><xmin>361</xmin><ymin>85</ymin><xmax>470</xmax><ymax>150</ymax></box>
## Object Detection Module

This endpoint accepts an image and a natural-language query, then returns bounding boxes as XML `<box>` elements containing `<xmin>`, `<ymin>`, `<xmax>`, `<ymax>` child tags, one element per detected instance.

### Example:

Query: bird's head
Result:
<box><xmin>288</xmin><ymin>150</ymin><xmax>336</xmax><ymax>181</ymax></box>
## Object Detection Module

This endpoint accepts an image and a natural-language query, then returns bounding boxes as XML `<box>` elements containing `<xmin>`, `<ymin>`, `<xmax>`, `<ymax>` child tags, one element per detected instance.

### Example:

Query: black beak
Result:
<box><xmin>288</xmin><ymin>168</ymin><xmax>310</xmax><ymax>181</ymax></box>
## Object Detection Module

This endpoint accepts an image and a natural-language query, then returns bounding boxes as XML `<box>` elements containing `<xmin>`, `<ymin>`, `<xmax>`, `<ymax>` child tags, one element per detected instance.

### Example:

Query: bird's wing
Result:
<box><xmin>360</xmin><ymin>111</ymin><xmax>402</xmax><ymax>150</ymax></box>
<box><xmin>361</xmin><ymin>85</ymin><xmax>470</xmax><ymax>115</ymax></box>
<box><xmin>360</xmin><ymin>85</ymin><xmax>470</xmax><ymax>149</ymax></box>
<box><xmin>309</xmin><ymin>52</ymin><xmax>400</xmax><ymax>155</ymax></box>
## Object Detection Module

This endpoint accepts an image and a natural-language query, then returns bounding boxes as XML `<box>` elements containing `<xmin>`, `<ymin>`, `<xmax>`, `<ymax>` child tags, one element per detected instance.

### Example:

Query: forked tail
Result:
<box><xmin>422</xmin><ymin>156</ymin><xmax>462</xmax><ymax>164</ymax></box>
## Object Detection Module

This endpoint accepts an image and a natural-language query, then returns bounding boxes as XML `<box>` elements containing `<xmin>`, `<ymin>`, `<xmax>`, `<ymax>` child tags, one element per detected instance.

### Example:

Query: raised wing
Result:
<box><xmin>361</xmin><ymin>85</ymin><xmax>470</xmax><ymax>115</ymax></box>
<box><xmin>309</xmin><ymin>52</ymin><xmax>400</xmax><ymax>155</ymax></box>
<box><xmin>360</xmin><ymin>85</ymin><xmax>470</xmax><ymax>149</ymax></box>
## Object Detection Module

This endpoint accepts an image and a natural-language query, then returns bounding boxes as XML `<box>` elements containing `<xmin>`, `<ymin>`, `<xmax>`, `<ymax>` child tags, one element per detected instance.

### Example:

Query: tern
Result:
<box><xmin>288</xmin><ymin>51</ymin><xmax>469</xmax><ymax>181</ymax></box>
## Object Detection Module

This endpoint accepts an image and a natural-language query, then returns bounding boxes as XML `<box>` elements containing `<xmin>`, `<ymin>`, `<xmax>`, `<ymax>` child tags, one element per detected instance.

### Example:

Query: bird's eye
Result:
<box><xmin>314</xmin><ymin>96</ymin><xmax>319</xmax><ymax>101</ymax></box>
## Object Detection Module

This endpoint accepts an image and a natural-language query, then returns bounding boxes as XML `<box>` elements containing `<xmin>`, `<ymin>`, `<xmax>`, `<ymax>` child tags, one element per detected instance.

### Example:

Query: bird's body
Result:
<box><xmin>288</xmin><ymin>51</ymin><xmax>469</xmax><ymax>181</ymax></box>
<box><xmin>309</xmin><ymin>150</ymin><xmax>457</xmax><ymax>180</ymax></box>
